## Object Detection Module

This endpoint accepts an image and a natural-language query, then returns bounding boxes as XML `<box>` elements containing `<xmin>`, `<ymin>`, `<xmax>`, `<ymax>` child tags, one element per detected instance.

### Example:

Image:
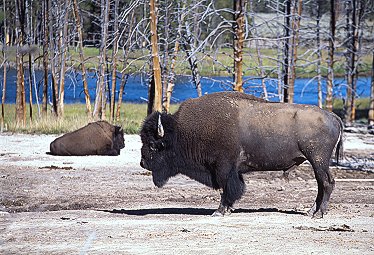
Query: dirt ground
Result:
<box><xmin>0</xmin><ymin>132</ymin><xmax>374</xmax><ymax>255</ymax></box>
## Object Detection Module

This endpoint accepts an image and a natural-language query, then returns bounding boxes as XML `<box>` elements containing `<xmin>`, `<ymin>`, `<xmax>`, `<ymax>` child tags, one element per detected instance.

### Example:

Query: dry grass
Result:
<box><xmin>0</xmin><ymin>103</ymin><xmax>182</xmax><ymax>134</ymax></box>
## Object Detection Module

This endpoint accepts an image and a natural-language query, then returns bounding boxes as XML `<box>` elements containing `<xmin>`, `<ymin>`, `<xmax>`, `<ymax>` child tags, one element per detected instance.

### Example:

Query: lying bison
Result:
<box><xmin>49</xmin><ymin>121</ymin><xmax>124</xmax><ymax>156</ymax></box>
<box><xmin>140</xmin><ymin>92</ymin><xmax>343</xmax><ymax>218</ymax></box>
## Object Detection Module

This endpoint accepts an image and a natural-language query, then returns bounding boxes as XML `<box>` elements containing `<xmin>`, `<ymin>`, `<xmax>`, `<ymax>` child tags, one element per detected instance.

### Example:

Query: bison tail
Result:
<box><xmin>335</xmin><ymin>132</ymin><xmax>343</xmax><ymax>165</ymax></box>
<box><xmin>333</xmin><ymin>113</ymin><xmax>344</xmax><ymax>165</ymax></box>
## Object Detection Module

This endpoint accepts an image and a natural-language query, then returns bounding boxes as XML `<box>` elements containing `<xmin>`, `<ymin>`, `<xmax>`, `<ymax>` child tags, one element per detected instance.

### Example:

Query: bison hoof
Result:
<box><xmin>211</xmin><ymin>206</ymin><xmax>235</xmax><ymax>217</ymax></box>
<box><xmin>312</xmin><ymin>211</ymin><xmax>324</xmax><ymax>219</ymax></box>
<box><xmin>211</xmin><ymin>210</ymin><xmax>225</xmax><ymax>217</ymax></box>
<box><xmin>307</xmin><ymin>207</ymin><xmax>324</xmax><ymax>219</ymax></box>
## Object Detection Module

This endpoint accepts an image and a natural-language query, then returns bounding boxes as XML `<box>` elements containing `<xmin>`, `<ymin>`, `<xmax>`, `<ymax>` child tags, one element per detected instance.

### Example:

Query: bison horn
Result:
<box><xmin>158</xmin><ymin>114</ymin><xmax>164</xmax><ymax>138</ymax></box>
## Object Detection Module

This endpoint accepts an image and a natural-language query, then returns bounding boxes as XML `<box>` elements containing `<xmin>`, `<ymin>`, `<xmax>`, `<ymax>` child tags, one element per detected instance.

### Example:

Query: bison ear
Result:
<box><xmin>157</xmin><ymin>113</ymin><xmax>164</xmax><ymax>138</ymax></box>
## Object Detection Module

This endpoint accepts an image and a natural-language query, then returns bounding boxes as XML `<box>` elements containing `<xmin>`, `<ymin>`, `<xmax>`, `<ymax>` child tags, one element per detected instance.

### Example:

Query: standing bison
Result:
<box><xmin>49</xmin><ymin>121</ymin><xmax>124</xmax><ymax>156</ymax></box>
<box><xmin>140</xmin><ymin>92</ymin><xmax>343</xmax><ymax>218</ymax></box>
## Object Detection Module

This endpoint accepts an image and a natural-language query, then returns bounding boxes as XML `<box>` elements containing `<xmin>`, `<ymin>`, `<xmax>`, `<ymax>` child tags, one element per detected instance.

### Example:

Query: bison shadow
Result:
<box><xmin>100</xmin><ymin>207</ymin><xmax>306</xmax><ymax>216</ymax></box>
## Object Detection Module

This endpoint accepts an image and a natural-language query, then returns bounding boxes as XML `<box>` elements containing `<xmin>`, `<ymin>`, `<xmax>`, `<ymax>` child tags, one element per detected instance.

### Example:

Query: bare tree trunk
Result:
<box><xmin>283</xmin><ymin>0</ymin><xmax>291</xmax><ymax>103</ymax></box>
<box><xmin>1</xmin><ymin>58</ymin><xmax>6</xmax><ymax>130</ymax></box>
<box><xmin>316</xmin><ymin>0</ymin><xmax>322</xmax><ymax>108</ymax></box>
<box><xmin>93</xmin><ymin>0</ymin><xmax>110</xmax><ymax>120</ymax></box>
<box><xmin>58</xmin><ymin>0</ymin><xmax>70</xmax><ymax>117</ymax></box>
<box><xmin>15</xmin><ymin>0</ymin><xmax>26</xmax><ymax>126</ymax></box>
<box><xmin>344</xmin><ymin>0</ymin><xmax>352</xmax><ymax>122</ymax></box>
<box><xmin>233</xmin><ymin>0</ymin><xmax>247</xmax><ymax>92</ymax></box>
<box><xmin>326</xmin><ymin>0</ymin><xmax>336</xmax><ymax>112</ymax></box>
<box><xmin>42</xmin><ymin>0</ymin><xmax>49</xmax><ymax>117</ymax></box>
<box><xmin>163</xmin><ymin>41</ymin><xmax>179</xmax><ymax>113</ymax></box>
<box><xmin>27</xmin><ymin>52</ymin><xmax>33</xmax><ymax>122</ymax></box>
<box><xmin>15</xmin><ymin>52</ymin><xmax>26</xmax><ymax>126</ymax></box>
<box><xmin>26</xmin><ymin>0</ymin><xmax>37</xmax><ymax>121</ymax></box>
<box><xmin>288</xmin><ymin>0</ymin><xmax>302</xmax><ymax>104</ymax></box>
<box><xmin>50</xmin><ymin>0</ymin><xmax>58</xmax><ymax>117</ymax></box>
<box><xmin>161</xmin><ymin>0</ymin><xmax>170</xmax><ymax>108</ymax></box>
<box><xmin>110</xmin><ymin>0</ymin><xmax>119</xmax><ymax>123</ymax></box>
<box><xmin>1</xmin><ymin>0</ymin><xmax>8</xmax><ymax>129</ymax></box>
<box><xmin>163</xmin><ymin>2</ymin><xmax>184</xmax><ymax>113</ymax></box>
<box><xmin>182</xmin><ymin>20</ymin><xmax>202</xmax><ymax>98</ymax></box>
<box><xmin>250</xmin><ymin>0</ymin><xmax>267</xmax><ymax>99</ymax></box>
<box><xmin>275</xmin><ymin>0</ymin><xmax>283</xmax><ymax>102</ymax></box>
<box><xmin>115</xmin><ymin>10</ymin><xmax>135</xmax><ymax>122</ymax></box>
<box><xmin>350</xmin><ymin>0</ymin><xmax>358</xmax><ymax>122</ymax></box>
<box><xmin>349</xmin><ymin>0</ymin><xmax>366</xmax><ymax>122</ymax></box>
<box><xmin>344</xmin><ymin>0</ymin><xmax>358</xmax><ymax>123</ymax></box>
<box><xmin>150</xmin><ymin>0</ymin><xmax>162</xmax><ymax>113</ymax></box>
<box><xmin>369</xmin><ymin>50</ymin><xmax>374</xmax><ymax>125</ymax></box>
<box><xmin>72</xmin><ymin>0</ymin><xmax>91</xmax><ymax>116</ymax></box>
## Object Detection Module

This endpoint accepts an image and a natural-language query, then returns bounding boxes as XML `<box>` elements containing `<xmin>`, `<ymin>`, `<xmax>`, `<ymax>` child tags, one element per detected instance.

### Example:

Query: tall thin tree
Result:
<box><xmin>345</xmin><ymin>0</ymin><xmax>356</xmax><ymax>123</ymax></box>
<box><xmin>316</xmin><ymin>0</ymin><xmax>323</xmax><ymax>109</ymax></box>
<box><xmin>58</xmin><ymin>0</ymin><xmax>70</xmax><ymax>117</ymax></box>
<box><xmin>233</xmin><ymin>0</ymin><xmax>247</xmax><ymax>92</ymax></box>
<box><xmin>283</xmin><ymin>0</ymin><xmax>291</xmax><ymax>102</ymax></box>
<box><xmin>326</xmin><ymin>0</ymin><xmax>336</xmax><ymax>112</ymax></box>
<box><xmin>182</xmin><ymin>19</ymin><xmax>202</xmax><ymax>98</ymax></box>
<box><xmin>150</xmin><ymin>0</ymin><xmax>162</xmax><ymax>113</ymax></box>
<box><xmin>15</xmin><ymin>0</ymin><xmax>27</xmax><ymax>126</ymax></box>
<box><xmin>42</xmin><ymin>0</ymin><xmax>50</xmax><ymax>116</ymax></box>
<box><xmin>116</xmin><ymin>9</ymin><xmax>135</xmax><ymax>122</ymax></box>
<box><xmin>163</xmin><ymin>2</ymin><xmax>184</xmax><ymax>113</ymax></box>
<box><xmin>288</xmin><ymin>0</ymin><xmax>302</xmax><ymax>104</ymax></box>
<box><xmin>250</xmin><ymin>0</ymin><xmax>268</xmax><ymax>99</ymax></box>
<box><xmin>93</xmin><ymin>0</ymin><xmax>110</xmax><ymax>120</ymax></box>
<box><xmin>369</xmin><ymin>50</ymin><xmax>374</xmax><ymax>125</ymax></box>
<box><xmin>72</xmin><ymin>0</ymin><xmax>92</xmax><ymax>116</ymax></box>
<box><xmin>110</xmin><ymin>0</ymin><xmax>119</xmax><ymax>122</ymax></box>
<box><xmin>1</xmin><ymin>0</ymin><xmax>8</xmax><ymax>129</ymax></box>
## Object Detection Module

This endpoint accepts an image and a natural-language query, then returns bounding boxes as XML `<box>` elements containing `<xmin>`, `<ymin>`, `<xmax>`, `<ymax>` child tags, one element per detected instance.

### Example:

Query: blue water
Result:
<box><xmin>0</xmin><ymin>68</ymin><xmax>372</xmax><ymax>105</ymax></box>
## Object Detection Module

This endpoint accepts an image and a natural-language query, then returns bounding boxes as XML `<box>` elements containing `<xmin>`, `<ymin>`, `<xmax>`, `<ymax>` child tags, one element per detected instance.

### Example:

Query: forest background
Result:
<box><xmin>0</xmin><ymin>0</ymin><xmax>374</xmax><ymax>134</ymax></box>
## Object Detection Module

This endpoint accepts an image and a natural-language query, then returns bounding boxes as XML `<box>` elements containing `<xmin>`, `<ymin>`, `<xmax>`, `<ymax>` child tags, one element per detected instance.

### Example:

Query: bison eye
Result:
<box><xmin>150</xmin><ymin>141</ymin><xmax>157</xmax><ymax>151</ymax></box>
<box><xmin>149</xmin><ymin>140</ymin><xmax>165</xmax><ymax>152</ymax></box>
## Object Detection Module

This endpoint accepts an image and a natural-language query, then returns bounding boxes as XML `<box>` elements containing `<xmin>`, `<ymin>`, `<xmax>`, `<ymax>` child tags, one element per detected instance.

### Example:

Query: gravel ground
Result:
<box><xmin>0</xmin><ymin>132</ymin><xmax>373</xmax><ymax>254</ymax></box>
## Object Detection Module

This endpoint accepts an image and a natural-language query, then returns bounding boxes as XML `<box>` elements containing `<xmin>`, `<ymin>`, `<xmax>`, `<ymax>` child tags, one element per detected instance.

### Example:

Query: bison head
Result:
<box><xmin>140</xmin><ymin>112</ymin><xmax>177</xmax><ymax>188</ymax></box>
<box><xmin>113</xmin><ymin>126</ymin><xmax>125</xmax><ymax>153</ymax></box>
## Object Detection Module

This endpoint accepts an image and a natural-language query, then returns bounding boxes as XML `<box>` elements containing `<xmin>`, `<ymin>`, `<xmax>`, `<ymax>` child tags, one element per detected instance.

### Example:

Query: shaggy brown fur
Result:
<box><xmin>140</xmin><ymin>92</ymin><xmax>343</xmax><ymax>217</ymax></box>
<box><xmin>49</xmin><ymin>121</ymin><xmax>124</xmax><ymax>156</ymax></box>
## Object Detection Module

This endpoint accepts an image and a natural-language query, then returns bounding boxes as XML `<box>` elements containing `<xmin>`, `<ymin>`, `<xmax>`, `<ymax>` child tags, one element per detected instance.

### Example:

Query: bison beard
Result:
<box><xmin>140</xmin><ymin>92</ymin><xmax>343</xmax><ymax>218</ymax></box>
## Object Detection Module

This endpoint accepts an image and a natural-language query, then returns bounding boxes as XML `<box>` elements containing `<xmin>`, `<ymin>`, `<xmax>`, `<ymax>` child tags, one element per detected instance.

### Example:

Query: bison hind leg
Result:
<box><xmin>212</xmin><ymin>168</ymin><xmax>245</xmax><ymax>217</ymax></box>
<box><xmin>308</xmin><ymin>160</ymin><xmax>335</xmax><ymax>218</ymax></box>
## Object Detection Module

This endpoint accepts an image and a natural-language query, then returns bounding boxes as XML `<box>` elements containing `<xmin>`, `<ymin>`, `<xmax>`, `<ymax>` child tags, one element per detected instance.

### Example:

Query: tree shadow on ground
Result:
<box><xmin>100</xmin><ymin>207</ymin><xmax>306</xmax><ymax>216</ymax></box>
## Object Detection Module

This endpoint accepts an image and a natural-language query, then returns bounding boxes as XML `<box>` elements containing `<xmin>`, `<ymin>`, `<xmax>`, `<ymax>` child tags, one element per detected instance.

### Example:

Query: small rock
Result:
<box><xmin>277</xmin><ymin>186</ymin><xmax>285</xmax><ymax>191</ymax></box>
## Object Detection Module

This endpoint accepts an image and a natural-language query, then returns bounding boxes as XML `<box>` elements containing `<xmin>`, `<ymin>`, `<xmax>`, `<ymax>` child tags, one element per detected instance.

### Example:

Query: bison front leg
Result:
<box><xmin>212</xmin><ymin>192</ymin><xmax>235</xmax><ymax>217</ymax></box>
<box><xmin>212</xmin><ymin>168</ymin><xmax>245</xmax><ymax>217</ymax></box>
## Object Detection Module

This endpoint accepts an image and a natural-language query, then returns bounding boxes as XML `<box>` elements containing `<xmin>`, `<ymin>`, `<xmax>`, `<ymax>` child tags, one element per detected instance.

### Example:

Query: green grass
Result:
<box><xmin>332</xmin><ymin>98</ymin><xmax>370</xmax><ymax>110</ymax></box>
<box><xmin>0</xmin><ymin>103</ymin><xmax>178</xmax><ymax>134</ymax></box>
